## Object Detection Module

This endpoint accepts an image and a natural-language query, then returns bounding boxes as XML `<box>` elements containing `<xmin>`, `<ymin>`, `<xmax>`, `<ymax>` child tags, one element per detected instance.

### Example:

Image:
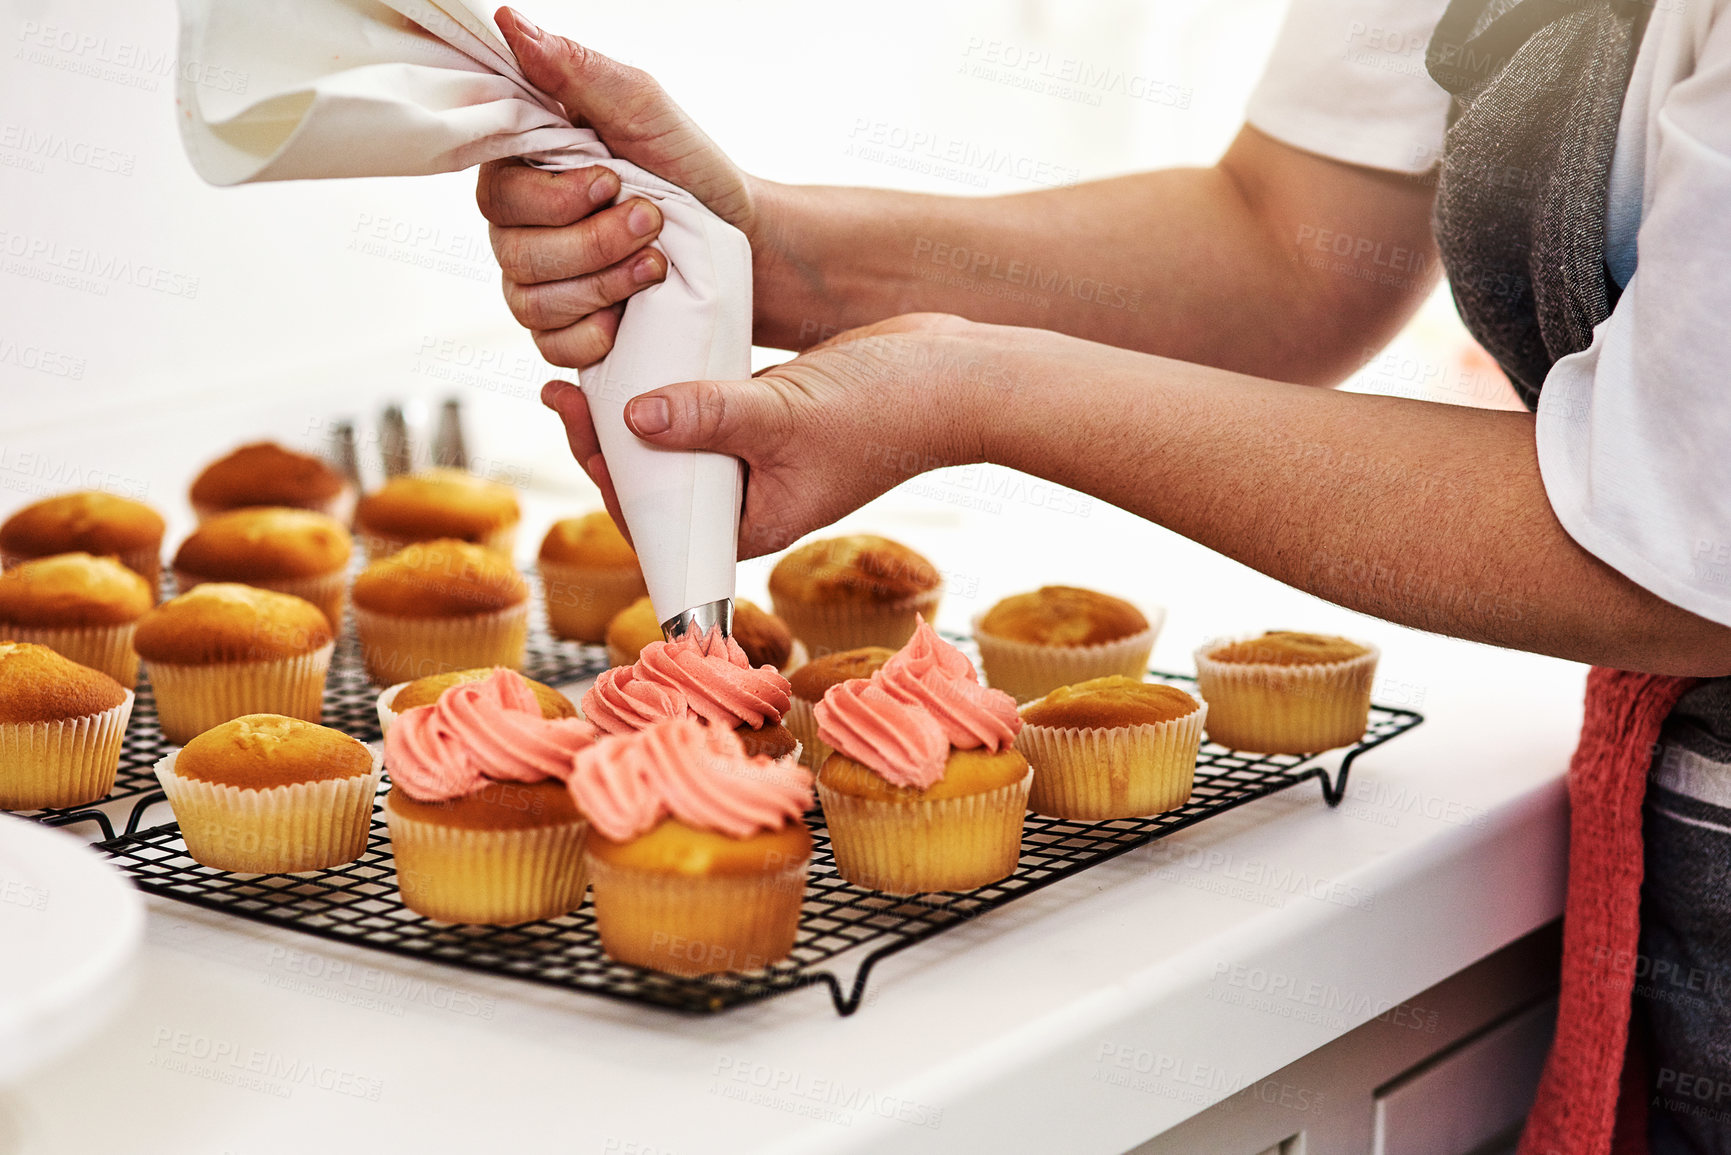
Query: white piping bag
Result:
<box><xmin>175</xmin><ymin>0</ymin><xmax>745</xmax><ymax>635</ymax></box>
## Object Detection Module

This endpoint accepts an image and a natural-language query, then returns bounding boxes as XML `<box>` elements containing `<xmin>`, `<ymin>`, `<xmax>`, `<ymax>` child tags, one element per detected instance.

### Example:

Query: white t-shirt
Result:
<box><xmin>1246</xmin><ymin>0</ymin><xmax>1731</xmax><ymax>630</ymax></box>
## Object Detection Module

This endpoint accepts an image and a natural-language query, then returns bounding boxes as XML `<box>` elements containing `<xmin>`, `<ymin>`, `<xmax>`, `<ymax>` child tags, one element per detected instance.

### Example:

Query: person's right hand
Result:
<box><xmin>478</xmin><ymin>6</ymin><xmax>761</xmax><ymax>369</ymax></box>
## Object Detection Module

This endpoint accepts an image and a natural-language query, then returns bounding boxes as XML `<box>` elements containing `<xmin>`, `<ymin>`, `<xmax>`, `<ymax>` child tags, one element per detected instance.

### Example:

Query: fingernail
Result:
<box><xmin>627</xmin><ymin>397</ymin><xmax>671</xmax><ymax>435</ymax></box>
<box><xmin>627</xmin><ymin>201</ymin><xmax>658</xmax><ymax>237</ymax></box>
<box><xmin>588</xmin><ymin>171</ymin><xmax>615</xmax><ymax>206</ymax></box>
<box><xmin>631</xmin><ymin>253</ymin><xmax>661</xmax><ymax>284</ymax></box>
<box><xmin>506</xmin><ymin>8</ymin><xmax>542</xmax><ymax>39</ymax></box>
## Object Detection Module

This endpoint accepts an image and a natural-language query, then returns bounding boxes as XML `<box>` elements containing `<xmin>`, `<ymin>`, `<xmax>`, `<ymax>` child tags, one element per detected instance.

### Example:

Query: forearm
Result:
<box><xmin>968</xmin><ymin>333</ymin><xmax>1731</xmax><ymax>676</ymax></box>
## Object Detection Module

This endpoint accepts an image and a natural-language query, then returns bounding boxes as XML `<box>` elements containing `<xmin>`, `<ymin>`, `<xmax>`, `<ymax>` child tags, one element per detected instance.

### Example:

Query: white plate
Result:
<box><xmin>0</xmin><ymin>814</ymin><xmax>142</xmax><ymax>1084</ymax></box>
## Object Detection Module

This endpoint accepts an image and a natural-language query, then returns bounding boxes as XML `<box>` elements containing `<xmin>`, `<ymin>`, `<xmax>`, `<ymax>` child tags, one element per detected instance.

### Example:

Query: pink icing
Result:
<box><xmin>582</xmin><ymin>665</ymin><xmax>689</xmax><ymax>735</ymax></box>
<box><xmin>568</xmin><ymin>715</ymin><xmax>813</xmax><ymax>842</ymax></box>
<box><xmin>814</xmin><ymin>617</ymin><xmax>1020</xmax><ymax>789</ymax></box>
<box><xmin>583</xmin><ymin>626</ymin><xmax>791</xmax><ymax>731</ymax></box>
<box><xmin>386</xmin><ymin>670</ymin><xmax>597</xmax><ymax>802</ymax></box>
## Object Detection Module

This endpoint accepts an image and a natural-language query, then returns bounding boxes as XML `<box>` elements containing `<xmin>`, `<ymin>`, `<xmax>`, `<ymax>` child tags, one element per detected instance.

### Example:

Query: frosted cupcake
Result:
<box><xmin>383</xmin><ymin>669</ymin><xmax>597</xmax><ymax>924</ymax></box>
<box><xmin>604</xmin><ymin>596</ymin><xmax>796</xmax><ymax>673</ymax></box>
<box><xmin>173</xmin><ymin>507</ymin><xmax>353</xmax><ymax>629</ymax></box>
<box><xmin>785</xmin><ymin>646</ymin><xmax>895</xmax><ymax>771</ymax></box>
<box><xmin>0</xmin><ymin>642</ymin><xmax>134</xmax><ymax>809</ymax></box>
<box><xmin>351</xmin><ymin>540</ymin><xmax>529</xmax><ymax>686</ymax></box>
<box><xmin>768</xmin><ymin>535</ymin><xmax>942</xmax><ymax>656</ymax></box>
<box><xmin>538</xmin><ymin>512</ymin><xmax>647</xmax><ymax>644</ymax></box>
<box><xmin>377</xmin><ymin>667</ymin><xmax>575</xmax><ymax>737</ymax></box>
<box><xmin>973</xmin><ymin>586</ymin><xmax>1162</xmax><ymax>704</ymax></box>
<box><xmin>815</xmin><ymin>618</ymin><xmax>1030</xmax><ymax>893</ymax></box>
<box><xmin>0</xmin><ymin>553</ymin><xmax>153</xmax><ymax>685</ymax></box>
<box><xmin>133</xmin><ymin>584</ymin><xmax>334</xmax><ymax>745</ymax></box>
<box><xmin>583</xmin><ymin>626</ymin><xmax>798</xmax><ymax>764</ymax></box>
<box><xmin>1195</xmin><ymin>632</ymin><xmax>1378</xmax><ymax>754</ymax></box>
<box><xmin>1017</xmin><ymin>676</ymin><xmax>1204</xmax><ymax>819</ymax></box>
<box><xmin>0</xmin><ymin>490</ymin><xmax>165</xmax><ymax>594</ymax></box>
<box><xmin>189</xmin><ymin>441</ymin><xmax>354</xmax><ymax>523</ymax></box>
<box><xmin>353</xmin><ymin>469</ymin><xmax>520</xmax><ymax>560</ymax></box>
<box><xmin>154</xmin><ymin>714</ymin><xmax>382</xmax><ymax>872</ymax></box>
<box><xmin>570</xmin><ymin>715</ymin><xmax>813</xmax><ymax>976</ymax></box>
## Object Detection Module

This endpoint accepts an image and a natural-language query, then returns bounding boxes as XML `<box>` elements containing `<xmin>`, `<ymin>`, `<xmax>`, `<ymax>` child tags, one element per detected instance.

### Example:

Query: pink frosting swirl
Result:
<box><xmin>582</xmin><ymin>665</ymin><xmax>690</xmax><ymax>735</ymax></box>
<box><xmin>877</xmin><ymin>618</ymin><xmax>1020</xmax><ymax>751</ymax></box>
<box><xmin>814</xmin><ymin>678</ymin><xmax>950</xmax><ymax>789</ymax></box>
<box><xmin>583</xmin><ymin>626</ymin><xmax>790</xmax><ymax>731</ymax></box>
<box><xmin>568</xmin><ymin>715</ymin><xmax>813</xmax><ymax>842</ymax></box>
<box><xmin>386</xmin><ymin>669</ymin><xmax>598</xmax><ymax>802</ymax></box>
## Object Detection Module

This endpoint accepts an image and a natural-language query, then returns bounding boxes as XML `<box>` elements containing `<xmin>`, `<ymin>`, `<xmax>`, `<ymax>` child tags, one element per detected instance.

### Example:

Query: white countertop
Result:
<box><xmin>3</xmin><ymin>371</ymin><xmax>1586</xmax><ymax>1155</ymax></box>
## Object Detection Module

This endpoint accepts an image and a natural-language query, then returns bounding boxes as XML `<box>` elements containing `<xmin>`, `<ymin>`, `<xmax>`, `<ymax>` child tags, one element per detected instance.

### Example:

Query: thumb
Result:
<box><xmin>623</xmin><ymin>380</ymin><xmax>788</xmax><ymax>458</ymax></box>
<box><xmin>496</xmin><ymin>8</ymin><xmax>664</xmax><ymax>138</ymax></box>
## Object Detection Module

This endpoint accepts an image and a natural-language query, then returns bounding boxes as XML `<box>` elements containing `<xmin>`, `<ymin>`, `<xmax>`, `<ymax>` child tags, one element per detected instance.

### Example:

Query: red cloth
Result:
<box><xmin>1519</xmin><ymin>668</ymin><xmax>1701</xmax><ymax>1155</ymax></box>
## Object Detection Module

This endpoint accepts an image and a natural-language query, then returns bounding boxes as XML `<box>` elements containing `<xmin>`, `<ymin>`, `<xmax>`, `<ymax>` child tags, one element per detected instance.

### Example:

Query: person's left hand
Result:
<box><xmin>541</xmin><ymin>313</ymin><xmax>1014</xmax><ymax>557</ymax></box>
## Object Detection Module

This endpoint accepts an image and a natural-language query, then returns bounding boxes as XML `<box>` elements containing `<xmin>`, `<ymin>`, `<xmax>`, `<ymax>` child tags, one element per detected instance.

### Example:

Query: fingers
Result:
<box><xmin>490</xmin><ymin>197</ymin><xmax>662</xmax><ymax>285</ymax></box>
<box><xmin>496</xmin><ymin>8</ymin><xmax>671</xmax><ymax>140</ymax></box>
<box><xmin>503</xmin><ymin>248</ymin><xmax>664</xmax><ymax>330</ymax></box>
<box><xmin>477</xmin><ymin>161</ymin><xmax>618</xmax><ymax>227</ymax></box>
<box><xmin>531</xmin><ymin>302</ymin><xmax>624</xmax><ymax>369</ymax></box>
<box><xmin>622</xmin><ymin>378</ymin><xmax>793</xmax><ymax>458</ymax></box>
<box><xmin>542</xmin><ymin>380</ymin><xmax>632</xmax><ymax>545</ymax></box>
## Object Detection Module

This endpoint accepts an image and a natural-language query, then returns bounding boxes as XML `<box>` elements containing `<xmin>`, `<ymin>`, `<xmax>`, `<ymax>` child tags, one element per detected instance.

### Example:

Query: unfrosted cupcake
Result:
<box><xmin>604</xmin><ymin>596</ymin><xmax>795</xmax><ymax>672</ymax></box>
<box><xmin>133</xmin><ymin>584</ymin><xmax>334</xmax><ymax>744</ymax></box>
<box><xmin>815</xmin><ymin>618</ymin><xmax>1029</xmax><ymax>893</ymax></box>
<box><xmin>538</xmin><ymin>512</ymin><xmax>647</xmax><ymax>644</ymax></box>
<box><xmin>189</xmin><ymin>441</ymin><xmax>354</xmax><ymax>523</ymax></box>
<box><xmin>377</xmin><ymin>666</ymin><xmax>575</xmax><ymax>736</ymax></box>
<box><xmin>0</xmin><ymin>491</ymin><xmax>165</xmax><ymax>594</ymax></box>
<box><xmin>154</xmin><ymin>714</ymin><xmax>381</xmax><ymax>872</ymax></box>
<box><xmin>584</xmin><ymin>626</ymin><xmax>798</xmax><ymax>763</ymax></box>
<box><xmin>768</xmin><ymin>534</ymin><xmax>941</xmax><ymax>656</ymax></box>
<box><xmin>351</xmin><ymin>540</ymin><xmax>528</xmax><ymax>686</ymax></box>
<box><xmin>1017</xmin><ymin>676</ymin><xmax>1204</xmax><ymax>819</ymax></box>
<box><xmin>383</xmin><ymin>669</ymin><xmax>597</xmax><ymax>923</ymax></box>
<box><xmin>974</xmin><ymin>586</ymin><xmax>1162</xmax><ymax>704</ymax></box>
<box><xmin>0</xmin><ymin>641</ymin><xmax>134</xmax><ymax>809</ymax></box>
<box><xmin>173</xmin><ymin>507</ymin><xmax>352</xmax><ymax>629</ymax></box>
<box><xmin>353</xmin><ymin>469</ymin><xmax>520</xmax><ymax>560</ymax></box>
<box><xmin>786</xmin><ymin>646</ymin><xmax>895</xmax><ymax>771</ymax></box>
<box><xmin>570</xmin><ymin>715</ymin><xmax>813</xmax><ymax>976</ymax></box>
<box><xmin>0</xmin><ymin>553</ymin><xmax>153</xmax><ymax>685</ymax></box>
<box><xmin>1194</xmin><ymin>632</ymin><xmax>1379</xmax><ymax>754</ymax></box>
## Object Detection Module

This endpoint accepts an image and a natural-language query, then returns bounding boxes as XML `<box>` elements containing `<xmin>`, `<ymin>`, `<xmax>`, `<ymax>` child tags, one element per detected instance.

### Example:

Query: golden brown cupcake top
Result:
<box><xmin>978</xmin><ymin>586</ymin><xmax>1149</xmax><ymax>647</ymax></box>
<box><xmin>174</xmin><ymin>507</ymin><xmax>352</xmax><ymax>582</ymax></box>
<box><xmin>351</xmin><ymin>540</ymin><xmax>528</xmax><ymax>618</ymax></box>
<box><xmin>175</xmin><ymin>714</ymin><xmax>374</xmax><ymax>787</ymax></box>
<box><xmin>354</xmin><ymin>469</ymin><xmax>520</xmax><ymax>543</ymax></box>
<box><xmin>189</xmin><ymin>442</ymin><xmax>348</xmax><ymax>511</ymax></box>
<box><xmin>0</xmin><ymin>553</ymin><xmax>152</xmax><ymax>627</ymax></box>
<box><xmin>605</xmin><ymin>596</ymin><xmax>791</xmax><ymax>669</ymax></box>
<box><xmin>387</xmin><ymin>779</ymin><xmax>579</xmax><ymax>832</ymax></box>
<box><xmin>586</xmin><ymin>817</ymin><xmax>813</xmax><ymax>876</ymax></box>
<box><xmin>392</xmin><ymin>667</ymin><xmax>576</xmax><ymax>719</ymax></box>
<box><xmin>1207</xmin><ymin>631</ymin><xmax>1371</xmax><ymax>667</ymax></box>
<box><xmin>0</xmin><ymin>491</ymin><xmax>165</xmax><ymax>559</ymax></box>
<box><xmin>1021</xmin><ymin>676</ymin><xmax>1200</xmax><ymax>729</ymax></box>
<box><xmin>768</xmin><ymin>534</ymin><xmax>940</xmax><ymax>604</ymax></box>
<box><xmin>788</xmin><ymin>646</ymin><xmax>896</xmax><ymax>701</ymax></box>
<box><xmin>735</xmin><ymin>721</ymin><xmax>798</xmax><ymax>761</ymax></box>
<box><xmin>538</xmin><ymin>511</ymin><xmax>638</xmax><ymax>568</ymax></box>
<box><xmin>818</xmin><ymin>746</ymin><xmax>1028</xmax><ymax>803</ymax></box>
<box><xmin>0</xmin><ymin>641</ymin><xmax>128</xmax><ymax>723</ymax></box>
<box><xmin>133</xmin><ymin>583</ymin><xmax>334</xmax><ymax>664</ymax></box>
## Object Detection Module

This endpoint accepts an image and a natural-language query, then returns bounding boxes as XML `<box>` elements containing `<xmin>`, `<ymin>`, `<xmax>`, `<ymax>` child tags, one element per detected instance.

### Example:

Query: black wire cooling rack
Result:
<box><xmin>27</xmin><ymin>613</ymin><xmax>1423</xmax><ymax>1016</ymax></box>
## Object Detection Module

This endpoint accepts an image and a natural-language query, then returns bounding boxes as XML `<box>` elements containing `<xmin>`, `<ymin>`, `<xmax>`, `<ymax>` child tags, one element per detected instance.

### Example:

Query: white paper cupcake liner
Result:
<box><xmin>353</xmin><ymin>602</ymin><xmax>527</xmax><ymax>686</ymax></box>
<box><xmin>817</xmin><ymin>767</ymin><xmax>1031</xmax><ymax>894</ymax></box>
<box><xmin>145</xmin><ymin>642</ymin><xmax>334</xmax><ymax>745</ymax></box>
<box><xmin>384</xmin><ymin>795</ymin><xmax>588</xmax><ymax>925</ymax></box>
<box><xmin>175</xmin><ymin>567</ymin><xmax>348</xmax><ymax>631</ymax></box>
<box><xmin>785</xmin><ymin>696</ymin><xmax>828</xmax><ymax>771</ymax></box>
<box><xmin>0</xmin><ymin>620</ymin><xmax>140</xmax><ymax>686</ymax></box>
<box><xmin>1193</xmin><ymin>638</ymin><xmax>1380</xmax><ymax>754</ymax></box>
<box><xmin>154</xmin><ymin>746</ymin><xmax>383</xmax><ymax>872</ymax></box>
<box><xmin>972</xmin><ymin>608</ymin><xmax>1165</xmax><ymax>704</ymax></box>
<box><xmin>1016</xmin><ymin>698</ymin><xmax>1205</xmax><ymax>819</ymax></box>
<box><xmin>538</xmin><ymin>560</ymin><xmax>647</xmax><ymax>644</ymax></box>
<box><xmin>0</xmin><ymin>690</ymin><xmax>134</xmax><ymax>809</ymax></box>
<box><xmin>376</xmin><ymin>681</ymin><xmax>407</xmax><ymax>737</ymax></box>
<box><xmin>585</xmin><ymin>856</ymin><xmax>808</xmax><ymax>975</ymax></box>
<box><xmin>770</xmin><ymin>587</ymin><xmax>942</xmax><ymax>657</ymax></box>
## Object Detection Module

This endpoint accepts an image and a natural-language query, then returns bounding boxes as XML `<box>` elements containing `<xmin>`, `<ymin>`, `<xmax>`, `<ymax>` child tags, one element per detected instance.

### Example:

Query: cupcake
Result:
<box><xmin>0</xmin><ymin>553</ymin><xmax>153</xmax><ymax>685</ymax></box>
<box><xmin>815</xmin><ymin>618</ymin><xmax>1029</xmax><ymax>893</ymax></box>
<box><xmin>383</xmin><ymin>669</ymin><xmax>597</xmax><ymax>923</ymax></box>
<box><xmin>353</xmin><ymin>469</ymin><xmax>520</xmax><ymax>560</ymax></box>
<box><xmin>769</xmin><ymin>535</ymin><xmax>942</xmax><ymax>656</ymax></box>
<box><xmin>133</xmin><ymin>584</ymin><xmax>334</xmax><ymax>745</ymax></box>
<box><xmin>351</xmin><ymin>540</ymin><xmax>529</xmax><ymax>686</ymax></box>
<box><xmin>973</xmin><ymin>586</ymin><xmax>1162</xmax><ymax>704</ymax></box>
<box><xmin>584</xmin><ymin>626</ymin><xmax>799</xmax><ymax>763</ymax></box>
<box><xmin>538</xmin><ymin>512</ymin><xmax>647</xmax><ymax>644</ymax></box>
<box><xmin>189</xmin><ymin>441</ymin><xmax>353</xmax><ymax>523</ymax></box>
<box><xmin>604</xmin><ymin>596</ymin><xmax>796</xmax><ymax>672</ymax></box>
<box><xmin>153</xmin><ymin>714</ymin><xmax>382</xmax><ymax>872</ymax></box>
<box><xmin>1017</xmin><ymin>676</ymin><xmax>1204</xmax><ymax>819</ymax></box>
<box><xmin>785</xmin><ymin>646</ymin><xmax>895</xmax><ymax>771</ymax></box>
<box><xmin>377</xmin><ymin>667</ymin><xmax>576</xmax><ymax>736</ymax></box>
<box><xmin>1194</xmin><ymin>632</ymin><xmax>1379</xmax><ymax>754</ymax></box>
<box><xmin>0</xmin><ymin>491</ymin><xmax>165</xmax><ymax>593</ymax></box>
<box><xmin>570</xmin><ymin>715</ymin><xmax>813</xmax><ymax>975</ymax></box>
<box><xmin>173</xmin><ymin>507</ymin><xmax>353</xmax><ymax>629</ymax></box>
<box><xmin>0</xmin><ymin>641</ymin><xmax>134</xmax><ymax>809</ymax></box>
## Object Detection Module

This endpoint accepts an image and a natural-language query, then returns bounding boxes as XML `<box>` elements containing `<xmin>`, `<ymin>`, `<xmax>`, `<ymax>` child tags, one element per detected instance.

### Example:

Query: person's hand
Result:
<box><xmin>478</xmin><ymin>6</ymin><xmax>762</xmax><ymax>369</ymax></box>
<box><xmin>541</xmin><ymin>314</ymin><xmax>1027</xmax><ymax>557</ymax></box>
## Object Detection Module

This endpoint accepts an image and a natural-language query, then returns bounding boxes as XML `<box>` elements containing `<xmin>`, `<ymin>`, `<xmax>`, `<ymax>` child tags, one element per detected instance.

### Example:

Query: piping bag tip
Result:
<box><xmin>662</xmin><ymin>598</ymin><xmax>733</xmax><ymax>641</ymax></box>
